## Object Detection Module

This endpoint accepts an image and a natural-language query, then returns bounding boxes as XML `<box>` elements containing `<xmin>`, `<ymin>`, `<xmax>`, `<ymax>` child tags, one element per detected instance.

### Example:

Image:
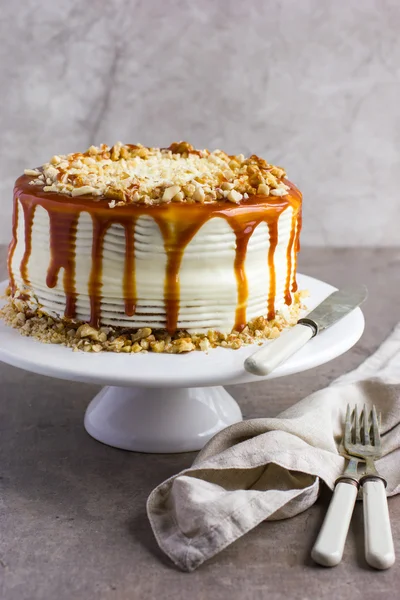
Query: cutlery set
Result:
<box><xmin>312</xmin><ymin>404</ymin><xmax>395</xmax><ymax>569</ymax></box>
<box><xmin>245</xmin><ymin>286</ymin><xmax>395</xmax><ymax>569</ymax></box>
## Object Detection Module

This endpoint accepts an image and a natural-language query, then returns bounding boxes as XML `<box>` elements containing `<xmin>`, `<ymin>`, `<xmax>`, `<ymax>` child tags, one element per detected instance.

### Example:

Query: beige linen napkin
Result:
<box><xmin>147</xmin><ymin>324</ymin><xmax>400</xmax><ymax>572</ymax></box>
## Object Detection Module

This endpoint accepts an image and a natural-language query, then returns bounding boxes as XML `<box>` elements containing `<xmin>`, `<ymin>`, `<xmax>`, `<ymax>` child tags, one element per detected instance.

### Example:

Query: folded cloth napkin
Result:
<box><xmin>147</xmin><ymin>323</ymin><xmax>400</xmax><ymax>572</ymax></box>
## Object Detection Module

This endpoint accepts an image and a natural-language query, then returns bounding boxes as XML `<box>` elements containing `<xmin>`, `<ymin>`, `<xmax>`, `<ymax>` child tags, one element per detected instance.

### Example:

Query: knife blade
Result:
<box><xmin>244</xmin><ymin>285</ymin><xmax>367</xmax><ymax>376</ymax></box>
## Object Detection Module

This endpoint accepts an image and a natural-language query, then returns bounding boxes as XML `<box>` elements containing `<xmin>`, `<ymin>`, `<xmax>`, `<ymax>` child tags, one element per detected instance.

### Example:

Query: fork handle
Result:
<box><xmin>362</xmin><ymin>478</ymin><xmax>395</xmax><ymax>569</ymax></box>
<box><xmin>311</xmin><ymin>480</ymin><xmax>358</xmax><ymax>567</ymax></box>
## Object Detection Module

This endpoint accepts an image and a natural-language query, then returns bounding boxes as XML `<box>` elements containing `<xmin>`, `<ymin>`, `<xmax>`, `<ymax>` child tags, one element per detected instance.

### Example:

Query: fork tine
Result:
<box><xmin>344</xmin><ymin>403</ymin><xmax>352</xmax><ymax>447</ymax></box>
<box><xmin>362</xmin><ymin>404</ymin><xmax>370</xmax><ymax>445</ymax></box>
<box><xmin>354</xmin><ymin>404</ymin><xmax>361</xmax><ymax>444</ymax></box>
<box><xmin>371</xmin><ymin>405</ymin><xmax>380</xmax><ymax>448</ymax></box>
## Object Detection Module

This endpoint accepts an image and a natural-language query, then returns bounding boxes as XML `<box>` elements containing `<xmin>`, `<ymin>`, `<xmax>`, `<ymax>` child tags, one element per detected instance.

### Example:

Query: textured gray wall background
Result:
<box><xmin>1</xmin><ymin>0</ymin><xmax>399</xmax><ymax>245</ymax></box>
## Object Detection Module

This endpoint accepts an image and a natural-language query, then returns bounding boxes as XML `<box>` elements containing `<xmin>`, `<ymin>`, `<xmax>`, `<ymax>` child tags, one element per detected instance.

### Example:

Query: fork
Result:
<box><xmin>311</xmin><ymin>416</ymin><xmax>360</xmax><ymax>566</ymax></box>
<box><xmin>344</xmin><ymin>404</ymin><xmax>395</xmax><ymax>570</ymax></box>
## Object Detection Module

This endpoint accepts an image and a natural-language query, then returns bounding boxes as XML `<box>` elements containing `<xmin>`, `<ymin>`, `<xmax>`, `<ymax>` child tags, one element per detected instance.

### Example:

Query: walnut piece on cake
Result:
<box><xmin>23</xmin><ymin>141</ymin><xmax>290</xmax><ymax>207</ymax></box>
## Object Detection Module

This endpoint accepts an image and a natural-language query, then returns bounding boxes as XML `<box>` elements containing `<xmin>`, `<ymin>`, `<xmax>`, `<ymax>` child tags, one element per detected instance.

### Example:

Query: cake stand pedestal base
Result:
<box><xmin>83</xmin><ymin>385</ymin><xmax>243</xmax><ymax>453</ymax></box>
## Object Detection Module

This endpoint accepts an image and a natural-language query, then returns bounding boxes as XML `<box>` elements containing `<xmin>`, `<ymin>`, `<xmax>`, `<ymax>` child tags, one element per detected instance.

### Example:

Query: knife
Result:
<box><xmin>244</xmin><ymin>285</ymin><xmax>367</xmax><ymax>376</ymax></box>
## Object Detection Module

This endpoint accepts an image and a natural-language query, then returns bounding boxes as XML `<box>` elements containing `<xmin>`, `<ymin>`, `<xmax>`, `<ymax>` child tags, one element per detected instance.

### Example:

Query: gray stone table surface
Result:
<box><xmin>0</xmin><ymin>246</ymin><xmax>399</xmax><ymax>600</ymax></box>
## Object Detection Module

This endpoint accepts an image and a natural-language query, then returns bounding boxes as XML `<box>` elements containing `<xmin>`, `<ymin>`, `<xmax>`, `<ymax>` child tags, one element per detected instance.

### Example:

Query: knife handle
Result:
<box><xmin>362</xmin><ymin>478</ymin><xmax>395</xmax><ymax>569</ymax></box>
<box><xmin>244</xmin><ymin>324</ymin><xmax>314</xmax><ymax>376</ymax></box>
<box><xmin>311</xmin><ymin>481</ymin><xmax>358</xmax><ymax>567</ymax></box>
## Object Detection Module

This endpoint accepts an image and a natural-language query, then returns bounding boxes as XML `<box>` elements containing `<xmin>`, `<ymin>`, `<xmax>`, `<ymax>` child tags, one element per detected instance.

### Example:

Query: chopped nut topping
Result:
<box><xmin>0</xmin><ymin>291</ymin><xmax>308</xmax><ymax>354</ymax></box>
<box><xmin>23</xmin><ymin>142</ymin><xmax>290</xmax><ymax>207</ymax></box>
<box><xmin>227</xmin><ymin>189</ymin><xmax>243</xmax><ymax>203</ymax></box>
<box><xmin>24</xmin><ymin>168</ymin><xmax>41</xmax><ymax>176</ymax></box>
<box><xmin>257</xmin><ymin>183</ymin><xmax>270</xmax><ymax>195</ymax></box>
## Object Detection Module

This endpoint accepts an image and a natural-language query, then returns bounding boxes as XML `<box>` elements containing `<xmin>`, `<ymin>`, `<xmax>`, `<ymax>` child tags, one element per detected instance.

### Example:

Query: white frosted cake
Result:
<box><xmin>3</xmin><ymin>142</ymin><xmax>303</xmax><ymax>353</ymax></box>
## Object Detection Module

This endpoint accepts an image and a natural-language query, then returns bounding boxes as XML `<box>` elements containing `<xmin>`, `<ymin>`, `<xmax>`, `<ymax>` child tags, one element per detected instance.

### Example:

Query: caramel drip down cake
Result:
<box><xmin>2</xmin><ymin>141</ymin><xmax>304</xmax><ymax>353</ymax></box>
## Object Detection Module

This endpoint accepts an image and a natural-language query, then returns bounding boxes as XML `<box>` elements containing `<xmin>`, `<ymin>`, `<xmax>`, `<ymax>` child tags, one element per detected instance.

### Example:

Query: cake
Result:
<box><xmin>2</xmin><ymin>142</ymin><xmax>303</xmax><ymax>353</ymax></box>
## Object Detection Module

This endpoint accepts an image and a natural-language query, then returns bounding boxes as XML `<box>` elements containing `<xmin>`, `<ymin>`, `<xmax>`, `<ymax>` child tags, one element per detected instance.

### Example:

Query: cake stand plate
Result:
<box><xmin>0</xmin><ymin>274</ymin><xmax>364</xmax><ymax>453</ymax></box>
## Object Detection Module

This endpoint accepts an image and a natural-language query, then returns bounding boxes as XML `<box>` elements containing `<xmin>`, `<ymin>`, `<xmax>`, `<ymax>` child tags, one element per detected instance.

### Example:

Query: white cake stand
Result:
<box><xmin>0</xmin><ymin>275</ymin><xmax>364</xmax><ymax>453</ymax></box>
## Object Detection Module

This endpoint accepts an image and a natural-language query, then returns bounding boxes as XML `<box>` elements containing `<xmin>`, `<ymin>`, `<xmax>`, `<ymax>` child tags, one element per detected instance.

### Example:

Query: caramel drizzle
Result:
<box><xmin>267</xmin><ymin>221</ymin><xmax>279</xmax><ymax>320</ymax></box>
<box><xmin>154</xmin><ymin>216</ymin><xmax>204</xmax><ymax>334</ymax></box>
<box><xmin>123</xmin><ymin>220</ymin><xmax>137</xmax><ymax>317</ymax></box>
<box><xmin>90</xmin><ymin>216</ymin><xmax>138</xmax><ymax>326</ymax></box>
<box><xmin>88</xmin><ymin>216</ymin><xmax>111</xmax><ymax>329</ymax></box>
<box><xmin>10</xmin><ymin>176</ymin><xmax>302</xmax><ymax>334</ymax></box>
<box><xmin>232</xmin><ymin>233</ymin><xmax>251</xmax><ymax>332</ymax></box>
<box><xmin>46</xmin><ymin>211</ymin><xmax>79</xmax><ymax>318</ymax></box>
<box><xmin>19</xmin><ymin>200</ymin><xmax>36</xmax><ymax>286</ymax></box>
<box><xmin>291</xmin><ymin>205</ymin><xmax>302</xmax><ymax>293</ymax></box>
<box><xmin>7</xmin><ymin>195</ymin><xmax>19</xmax><ymax>294</ymax></box>
<box><xmin>284</xmin><ymin>211</ymin><xmax>298</xmax><ymax>305</ymax></box>
<box><xmin>230</xmin><ymin>223</ymin><xmax>254</xmax><ymax>332</ymax></box>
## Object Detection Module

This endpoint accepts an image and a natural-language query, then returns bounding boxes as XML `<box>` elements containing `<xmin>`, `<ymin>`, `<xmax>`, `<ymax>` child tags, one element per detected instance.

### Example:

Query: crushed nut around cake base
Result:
<box><xmin>0</xmin><ymin>291</ymin><xmax>308</xmax><ymax>353</ymax></box>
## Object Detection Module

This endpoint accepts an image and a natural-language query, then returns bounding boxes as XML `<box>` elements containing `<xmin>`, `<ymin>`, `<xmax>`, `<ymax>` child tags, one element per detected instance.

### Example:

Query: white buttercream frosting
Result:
<box><xmin>10</xmin><ymin>200</ymin><xmax>297</xmax><ymax>333</ymax></box>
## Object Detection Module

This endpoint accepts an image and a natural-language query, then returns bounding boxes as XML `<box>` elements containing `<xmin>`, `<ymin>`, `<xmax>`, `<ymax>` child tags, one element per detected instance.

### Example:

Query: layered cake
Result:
<box><xmin>2</xmin><ymin>142</ymin><xmax>304</xmax><ymax>353</ymax></box>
